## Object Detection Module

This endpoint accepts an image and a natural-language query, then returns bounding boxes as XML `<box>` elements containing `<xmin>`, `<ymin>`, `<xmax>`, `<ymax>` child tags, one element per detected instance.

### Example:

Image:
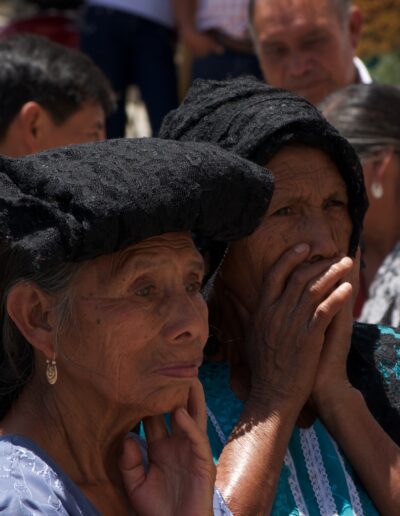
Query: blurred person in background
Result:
<box><xmin>173</xmin><ymin>0</ymin><xmax>262</xmax><ymax>82</ymax></box>
<box><xmin>0</xmin><ymin>34</ymin><xmax>114</xmax><ymax>157</ymax></box>
<box><xmin>321</xmin><ymin>84</ymin><xmax>400</xmax><ymax>325</ymax></box>
<box><xmin>80</xmin><ymin>0</ymin><xmax>178</xmax><ymax>137</ymax></box>
<box><xmin>248</xmin><ymin>0</ymin><xmax>371</xmax><ymax>105</ymax></box>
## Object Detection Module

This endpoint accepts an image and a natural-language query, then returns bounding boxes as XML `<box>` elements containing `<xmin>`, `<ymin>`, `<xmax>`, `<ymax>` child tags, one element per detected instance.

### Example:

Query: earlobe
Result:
<box><xmin>6</xmin><ymin>282</ymin><xmax>57</xmax><ymax>359</ymax></box>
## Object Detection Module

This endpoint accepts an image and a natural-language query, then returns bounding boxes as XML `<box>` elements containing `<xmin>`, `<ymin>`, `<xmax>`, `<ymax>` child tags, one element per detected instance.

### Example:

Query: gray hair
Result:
<box><xmin>0</xmin><ymin>243</ymin><xmax>81</xmax><ymax>419</ymax></box>
<box><xmin>320</xmin><ymin>83</ymin><xmax>400</xmax><ymax>161</ymax></box>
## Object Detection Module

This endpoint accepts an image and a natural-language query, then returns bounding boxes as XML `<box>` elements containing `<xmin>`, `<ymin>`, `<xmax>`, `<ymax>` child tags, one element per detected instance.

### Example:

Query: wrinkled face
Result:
<box><xmin>41</xmin><ymin>101</ymin><xmax>106</xmax><ymax>149</ymax></box>
<box><xmin>253</xmin><ymin>0</ymin><xmax>357</xmax><ymax>104</ymax></box>
<box><xmin>58</xmin><ymin>232</ymin><xmax>208</xmax><ymax>415</ymax></box>
<box><xmin>221</xmin><ymin>145</ymin><xmax>352</xmax><ymax>309</ymax></box>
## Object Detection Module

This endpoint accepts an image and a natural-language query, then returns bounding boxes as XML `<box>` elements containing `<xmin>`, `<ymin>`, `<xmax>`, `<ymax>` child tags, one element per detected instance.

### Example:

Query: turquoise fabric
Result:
<box><xmin>199</xmin><ymin>362</ymin><xmax>379</xmax><ymax>515</ymax></box>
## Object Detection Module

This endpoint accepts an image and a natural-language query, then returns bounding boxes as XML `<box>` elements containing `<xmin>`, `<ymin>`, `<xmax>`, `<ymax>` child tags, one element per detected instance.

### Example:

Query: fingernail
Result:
<box><xmin>180</xmin><ymin>407</ymin><xmax>190</xmax><ymax>418</ymax></box>
<box><xmin>294</xmin><ymin>243</ymin><xmax>309</xmax><ymax>254</ymax></box>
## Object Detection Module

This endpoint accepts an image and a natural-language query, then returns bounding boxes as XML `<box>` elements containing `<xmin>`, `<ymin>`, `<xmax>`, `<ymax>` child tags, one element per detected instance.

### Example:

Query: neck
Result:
<box><xmin>0</xmin><ymin>372</ymin><xmax>143</xmax><ymax>510</ymax></box>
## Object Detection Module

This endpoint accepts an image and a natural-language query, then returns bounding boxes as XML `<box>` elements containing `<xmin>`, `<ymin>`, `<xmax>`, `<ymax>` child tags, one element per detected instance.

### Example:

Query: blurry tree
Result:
<box><xmin>355</xmin><ymin>0</ymin><xmax>400</xmax><ymax>84</ymax></box>
<box><xmin>356</xmin><ymin>0</ymin><xmax>400</xmax><ymax>57</ymax></box>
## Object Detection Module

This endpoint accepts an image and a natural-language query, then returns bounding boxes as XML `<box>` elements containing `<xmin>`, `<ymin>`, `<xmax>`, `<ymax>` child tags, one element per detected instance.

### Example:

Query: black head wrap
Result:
<box><xmin>0</xmin><ymin>137</ymin><xmax>274</xmax><ymax>271</ymax></box>
<box><xmin>160</xmin><ymin>76</ymin><xmax>368</xmax><ymax>255</ymax></box>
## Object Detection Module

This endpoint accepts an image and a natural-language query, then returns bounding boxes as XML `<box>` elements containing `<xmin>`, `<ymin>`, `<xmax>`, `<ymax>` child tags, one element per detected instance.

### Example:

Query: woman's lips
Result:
<box><xmin>154</xmin><ymin>362</ymin><xmax>201</xmax><ymax>378</ymax></box>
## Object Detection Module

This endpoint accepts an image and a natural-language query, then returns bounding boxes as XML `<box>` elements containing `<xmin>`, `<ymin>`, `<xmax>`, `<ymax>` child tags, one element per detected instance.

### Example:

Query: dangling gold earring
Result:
<box><xmin>46</xmin><ymin>354</ymin><xmax>58</xmax><ymax>385</ymax></box>
<box><xmin>371</xmin><ymin>181</ymin><xmax>383</xmax><ymax>199</ymax></box>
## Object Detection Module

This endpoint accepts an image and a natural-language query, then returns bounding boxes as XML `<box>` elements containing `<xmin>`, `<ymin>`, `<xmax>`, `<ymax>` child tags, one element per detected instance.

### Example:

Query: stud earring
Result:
<box><xmin>46</xmin><ymin>354</ymin><xmax>58</xmax><ymax>385</ymax></box>
<box><xmin>371</xmin><ymin>182</ymin><xmax>383</xmax><ymax>199</ymax></box>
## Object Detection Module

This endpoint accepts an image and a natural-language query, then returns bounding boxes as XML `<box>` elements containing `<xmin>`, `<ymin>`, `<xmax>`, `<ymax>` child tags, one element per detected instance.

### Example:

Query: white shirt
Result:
<box><xmin>196</xmin><ymin>0</ymin><xmax>251</xmax><ymax>40</ymax></box>
<box><xmin>86</xmin><ymin>0</ymin><xmax>175</xmax><ymax>28</ymax></box>
<box><xmin>354</xmin><ymin>56</ymin><xmax>373</xmax><ymax>84</ymax></box>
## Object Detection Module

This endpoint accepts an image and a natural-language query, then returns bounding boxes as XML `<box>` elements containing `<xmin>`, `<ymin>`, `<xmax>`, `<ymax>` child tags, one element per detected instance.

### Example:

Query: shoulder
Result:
<box><xmin>359</xmin><ymin>241</ymin><xmax>400</xmax><ymax>326</ymax></box>
<box><xmin>0</xmin><ymin>436</ymin><xmax>99</xmax><ymax>515</ymax></box>
<box><xmin>349</xmin><ymin>323</ymin><xmax>400</xmax><ymax>444</ymax></box>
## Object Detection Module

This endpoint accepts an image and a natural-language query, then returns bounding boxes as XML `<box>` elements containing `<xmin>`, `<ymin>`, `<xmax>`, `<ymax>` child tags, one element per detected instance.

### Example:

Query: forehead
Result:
<box><xmin>76</xmin><ymin>232</ymin><xmax>202</xmax><ymax>289</ymax></box>
<box><xmin>267</xmin><ymin>145</ymin><xmax>346</xmax><ymax>194</ymax></box>
<box><xmin>255</xmin><ymin>0</ymin><xmax>341</xmax><ymax>36</ymax></box>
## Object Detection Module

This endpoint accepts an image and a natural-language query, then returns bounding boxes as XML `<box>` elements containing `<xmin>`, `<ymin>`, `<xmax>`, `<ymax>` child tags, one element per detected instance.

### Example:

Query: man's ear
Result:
<box><xmin>6</xmin><ymin>282</ymin><xmax>57</xmax><ymax>359</ymax></box>
<box><xmin>348</xmin><ymin>5</ymin><xmax>363</xmax><ymax>49</ymax></box>
<box><xmin>19</xmin><ymin>101</ymin><xmax>51</xmax><ymax>154</ymax></box>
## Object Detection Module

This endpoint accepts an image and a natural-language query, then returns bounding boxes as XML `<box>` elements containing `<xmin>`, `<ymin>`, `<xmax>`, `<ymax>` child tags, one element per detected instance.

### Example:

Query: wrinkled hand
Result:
<box><xmin>311</xmin><ymin>250</ymin><xmax>361</xmax><ymax>412</ymax></box>
<box><xmin>119</xmin><ymin>380</ymin><xmax>215</xmax><ymax>516</ymax></box>
<box><xmin>181</xmin><ymin>29</ymin><xmax>224</xmax><ymax>57</ymax></box>
<box><xmin>225</xmin><ymin>244</ymin><xmax>354</xmax><ymax>412</ymax></box>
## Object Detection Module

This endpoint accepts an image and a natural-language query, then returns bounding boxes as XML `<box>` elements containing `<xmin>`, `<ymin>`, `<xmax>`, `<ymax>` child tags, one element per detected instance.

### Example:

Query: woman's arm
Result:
<box><xmin>215</xmin><ymin>246</ymin><xmax>354</xmax><ymax>514</ymax></box>
<box><xmin>317</xmin><ymin>387</ymin><xmax>400</xmax><ymax>515</ymax></box>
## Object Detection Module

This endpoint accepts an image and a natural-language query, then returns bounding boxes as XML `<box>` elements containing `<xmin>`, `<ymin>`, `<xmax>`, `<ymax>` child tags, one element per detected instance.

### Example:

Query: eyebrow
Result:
<box><xmin>110</xmin><ymin>253</ymin><xmax>205</xmax><ymax>281</ymax></box>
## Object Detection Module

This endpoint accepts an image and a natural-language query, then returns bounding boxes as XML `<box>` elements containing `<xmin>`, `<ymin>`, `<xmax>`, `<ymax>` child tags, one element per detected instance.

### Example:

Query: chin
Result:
<box><xmin>121</xmin><ymin>381</ymin><xmax>193</xmax><ymax>417</ymax></box>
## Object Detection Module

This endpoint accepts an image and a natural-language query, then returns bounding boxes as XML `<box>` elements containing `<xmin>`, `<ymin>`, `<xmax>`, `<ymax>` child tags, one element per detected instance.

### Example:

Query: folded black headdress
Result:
<box><xmin>160</xmin><ymin>76</ymin><xmax>368</xmax><ymax>256</ymax></box>
<box><xmin>0</xmin><ymin>137</ymin><xmax>274</xmax><ymax>271</ymax></box>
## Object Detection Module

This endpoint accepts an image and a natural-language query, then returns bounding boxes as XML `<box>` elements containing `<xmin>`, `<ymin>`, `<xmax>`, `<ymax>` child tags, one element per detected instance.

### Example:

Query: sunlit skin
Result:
<box><xmin>252</xmin><ymin>0</ymin><xmax>362</xmax><ymax>104</ymax></box>
<box><xmin>1</xmin><ymin>231</ymin><xmax>210</xmax><ymax>514</ymax></box>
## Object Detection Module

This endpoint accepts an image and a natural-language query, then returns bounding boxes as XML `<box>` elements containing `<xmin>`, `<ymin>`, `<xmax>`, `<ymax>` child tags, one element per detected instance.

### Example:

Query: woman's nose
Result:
<box><xmin>305</xmin><ymin>215</ymin><xmax>340</xmax><ymax>262</ymax></box>
<box><xmin>163</xmin><ymin>293</ymin><xmax>208</xmax><ymax>345</ymax></box>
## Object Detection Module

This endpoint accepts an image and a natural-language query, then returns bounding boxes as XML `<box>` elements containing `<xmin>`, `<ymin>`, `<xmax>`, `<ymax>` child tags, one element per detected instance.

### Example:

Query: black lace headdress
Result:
<box><xmin>0</xmin><ymin>137</ymin><xmax>274</xmax><ymax>271</ymax></box>
<box><xmin>160</xmin><ymin>76</ymin><xmax>368</xmax><ymax>256</ymax></box>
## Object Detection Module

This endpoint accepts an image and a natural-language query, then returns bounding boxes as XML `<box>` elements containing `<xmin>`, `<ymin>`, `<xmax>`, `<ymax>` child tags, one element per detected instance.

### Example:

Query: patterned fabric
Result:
<box><xmin>0</xmin><ymin>435</ymin><xmax>99</xmax><ymax>515</ymax></box>
<box><xmin>196</xmin><ymin>0</ymin><xmax>251</xmax><ymax>39</ymax></box>
<box><xmin>0</xmin><ymin>434</ymin><xmax>232</xmax><ymax>516</ymax></box>
<box><xmin>359</xmin><ymin>241</ymin><xmax>400</xmax><ymax>327</ymax></box>
<box><xmin>199</xmin><ymin>360</ymin><xmax>380</xmax><ymax>515</ymax></box>
<box><xmin>348</xmin><ymin>323</ymin><xmax>400</xmax><ymax>445</ymax></box>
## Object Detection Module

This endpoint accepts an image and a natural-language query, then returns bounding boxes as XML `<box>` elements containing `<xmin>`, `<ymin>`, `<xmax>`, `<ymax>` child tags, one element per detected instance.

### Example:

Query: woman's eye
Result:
<box><xmin>326</xmin><ymin>199</ymin><xmax>347</xmax><ymax>209</ymax></box>
<box><xmin>135</xmin><ymin>285</ymin><xmax>154</xmax><ymax>297</ymax></box>
<box><xmin>273</xmin><ymin>206</ymin><xmax>293</xmax><ymax>216</ymax></box>
<box><xmin>186</xmin><ymin>281</ymin><xmax>202</xmax><ymax>294</ymax></box>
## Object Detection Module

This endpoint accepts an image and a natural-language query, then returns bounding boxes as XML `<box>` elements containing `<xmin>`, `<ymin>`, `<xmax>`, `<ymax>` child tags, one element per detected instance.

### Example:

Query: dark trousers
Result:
<box><xmin>81</xmin><ymin>6</ymin><xmax>178</xmax><ymax>137</ymax></box>
<box><xmin>192</xmin><ymin>47</ymin><xmax>263</xmax><ymax>82</ymax></box>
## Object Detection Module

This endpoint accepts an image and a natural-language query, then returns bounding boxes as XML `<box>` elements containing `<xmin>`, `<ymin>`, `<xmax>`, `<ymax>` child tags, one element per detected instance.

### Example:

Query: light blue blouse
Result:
<box><xmin>0</xmin><ymin>434</ymin><xmax>232</xmax><ymax>515</ymax></box>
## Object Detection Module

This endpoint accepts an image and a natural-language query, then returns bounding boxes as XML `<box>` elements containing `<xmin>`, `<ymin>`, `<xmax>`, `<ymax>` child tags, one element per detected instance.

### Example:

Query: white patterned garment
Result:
<box><xmin>196</xmin><ymin>0</ymin><xmax>251</xmax><ymax>39</ymax></box>
<box><xmin>359</xmin><ymin>241</ymin><xmax>400</xmax><ymax>327</ymax></box>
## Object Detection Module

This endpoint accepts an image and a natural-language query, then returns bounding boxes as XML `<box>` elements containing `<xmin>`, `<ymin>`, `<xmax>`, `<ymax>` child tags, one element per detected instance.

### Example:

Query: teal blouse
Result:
<box><xmin>199</xmin><ymin>360</ymin><xmax>379</xmax><ymax>515</ymax></box>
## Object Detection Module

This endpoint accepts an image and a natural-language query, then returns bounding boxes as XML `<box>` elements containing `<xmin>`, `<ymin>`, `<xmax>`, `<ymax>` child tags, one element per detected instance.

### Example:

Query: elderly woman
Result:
<box><xmin>0</xmin><ymin>137</ymin><xmax>273</xmax><ymax>514</ymax></box>
<box><xmin>320</xmin><ymin>84</ymin><xmax>400</xmax><ymax>325</ymax></box>
<box><xmin>160</xmin><ymin>77</ymin><xmax>400</xmax><ymax>515</ymax></box>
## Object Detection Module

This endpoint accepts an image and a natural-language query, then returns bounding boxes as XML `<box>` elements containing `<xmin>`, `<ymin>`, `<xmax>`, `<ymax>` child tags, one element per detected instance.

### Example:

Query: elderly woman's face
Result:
<box><xmin>58</xmin><ymin>232</ymin><xmax>208</xmax><ymax>414</ymax></box>
<box><xmin>222</xmin><ymin>145</ymin><xmax>353</xmax><ymax>308</ymax></box>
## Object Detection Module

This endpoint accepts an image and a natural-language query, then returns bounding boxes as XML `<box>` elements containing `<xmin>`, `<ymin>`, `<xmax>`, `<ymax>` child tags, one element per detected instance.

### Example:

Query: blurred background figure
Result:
<box><xmin>321</xmin><ymin>83</ymin><xmax>400</xmax><ymax>325</ymax></box>
<box><xmin>80</xmin><ymin>0</ymin><xmax>178</xmax><ymax>137</ymax></box>
<box><xmin>0</xmin><ymin>0</ymin><xmax>82</xmax><ymax>48</ymax></box>
<box><xmin>173</xmin><ymin>0</ymin><xmax>262</xmax><ymax>82</ymax></box>
<box><xmin>248</xmin><ymin>0</ymin><xmax>370</xmax><ymax>105</ymax></box>
<box><xmin>0</xmin><ymin>34</ymin><xmax>115</xmax><ymax>157</ymax></box>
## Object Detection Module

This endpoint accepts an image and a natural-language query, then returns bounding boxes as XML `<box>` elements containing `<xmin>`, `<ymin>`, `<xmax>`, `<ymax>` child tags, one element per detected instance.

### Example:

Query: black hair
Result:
<box><xmin>0</xmin><ymin>34</ymin><xmax>115</xmax><ymax>140</ymax></box>
<box><xmin>320</xmin><ymin>83</ymin><xmax>400</xmax><ymax>160</ymax></box>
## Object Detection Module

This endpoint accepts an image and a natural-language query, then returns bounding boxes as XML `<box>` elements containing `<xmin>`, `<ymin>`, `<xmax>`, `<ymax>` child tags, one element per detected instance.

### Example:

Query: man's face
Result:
<box><xmin>252</xmin><ymin>0</ymin><xmax>360</xmax><ymax>104</ymax></box>
<box><xmin>40</xmin><ymin>101</ymin><xmax>106</xmax><ymax>148</ymax></box>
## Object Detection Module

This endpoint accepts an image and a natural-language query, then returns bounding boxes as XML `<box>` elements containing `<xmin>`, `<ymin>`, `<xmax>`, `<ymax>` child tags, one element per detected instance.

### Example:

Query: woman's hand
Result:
<box><xmin>119</xmin><ymin>379</ymin><xmax>215</xmax><ymax>516</ymax></box>
<box><xmin>311</xmin><ymin>250</ymin><xmax>360</xmax><ymax>414</ymax></box>
<box><xmin>226</xmin><ymin>244</ymin><xmax>354</xmax><ymax>412</ymax></box>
